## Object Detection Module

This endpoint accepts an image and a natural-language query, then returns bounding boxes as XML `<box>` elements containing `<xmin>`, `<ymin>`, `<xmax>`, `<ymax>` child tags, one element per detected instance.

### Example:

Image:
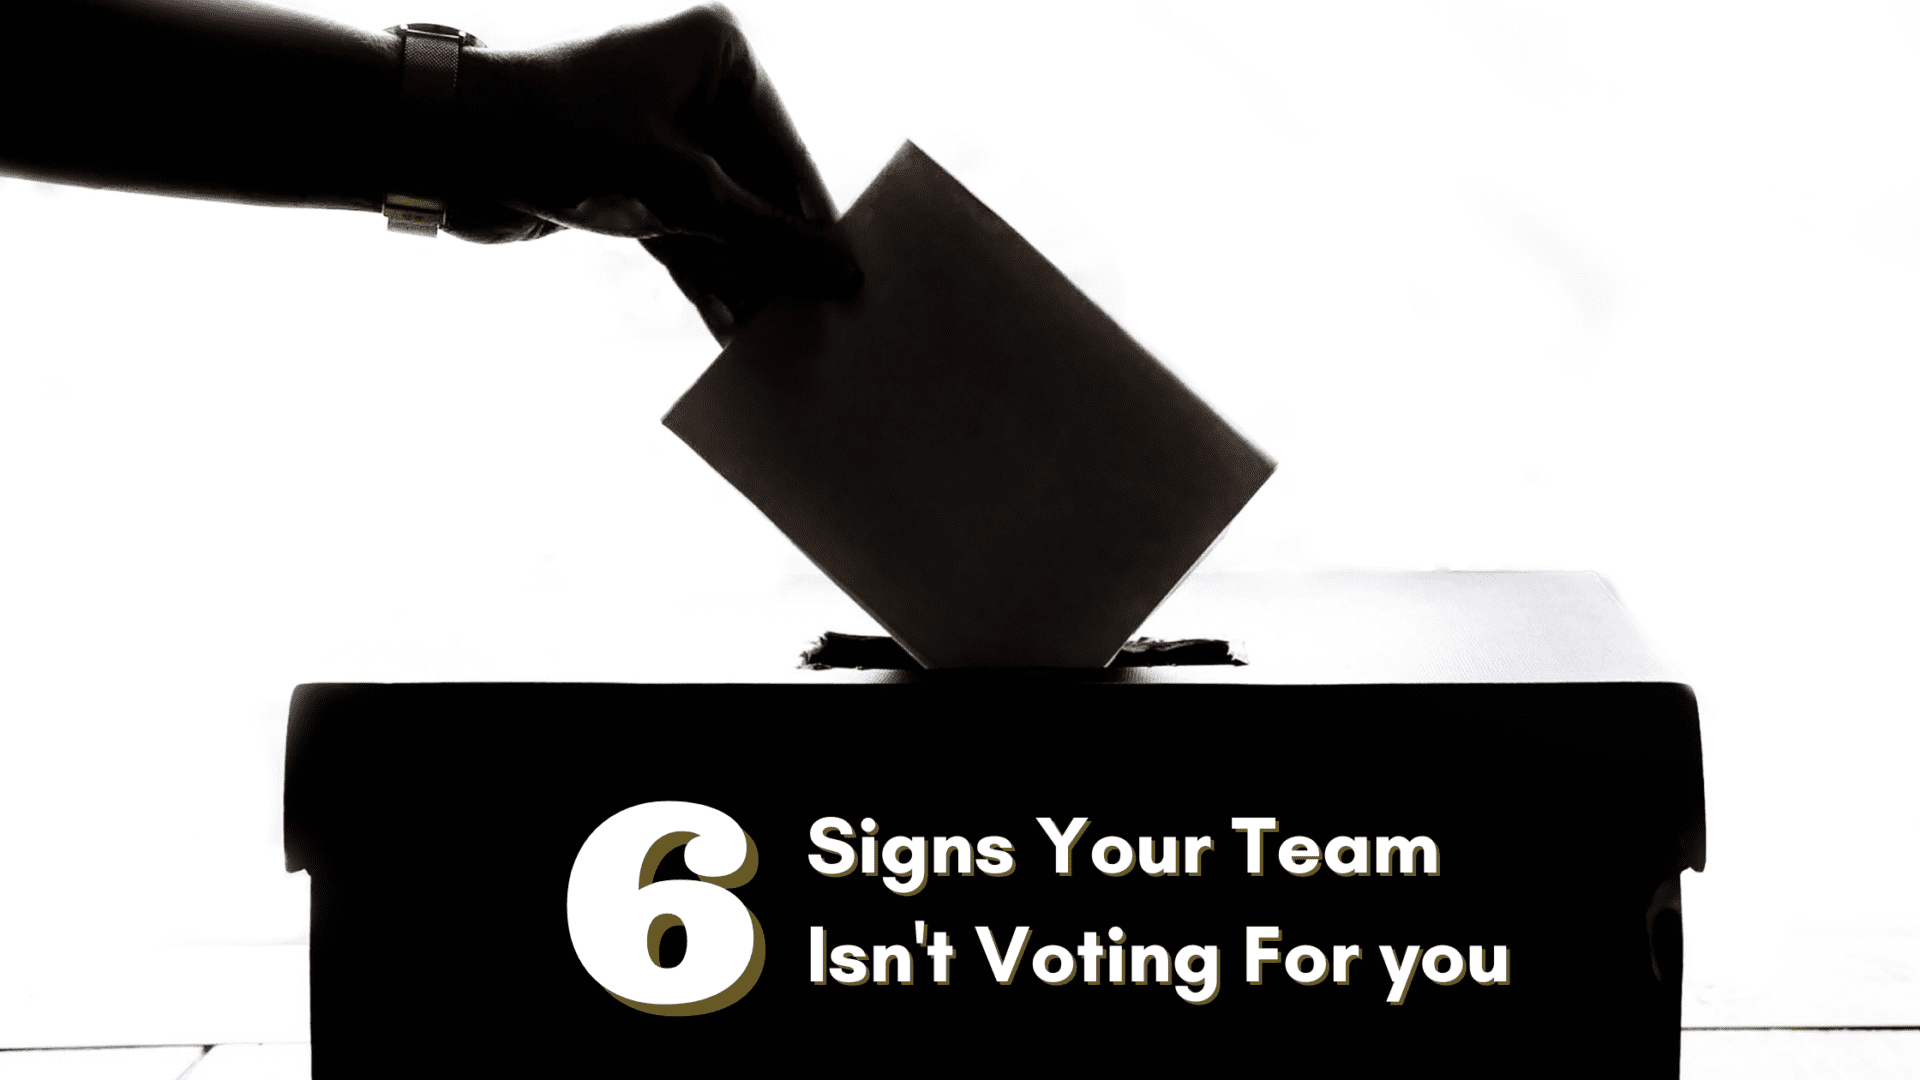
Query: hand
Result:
<box><xmin>448</xmin><ymin>6</ymin><xmax>861</xmax><ymax>345</ymax></box>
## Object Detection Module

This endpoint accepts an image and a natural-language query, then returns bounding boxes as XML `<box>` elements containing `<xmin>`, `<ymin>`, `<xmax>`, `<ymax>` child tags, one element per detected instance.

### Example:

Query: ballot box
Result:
<box><xmin>284</xmin><ymin>571</ymin><xmax>1702</xmax><ymax>1077</ymax></box>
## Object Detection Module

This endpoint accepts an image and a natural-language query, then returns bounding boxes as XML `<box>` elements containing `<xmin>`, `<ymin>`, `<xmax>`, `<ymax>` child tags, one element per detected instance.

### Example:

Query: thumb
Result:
<box><xmin>515</xmin><ymin>194</ymin><xmax>669</xmax><ymax>239</ymax></box>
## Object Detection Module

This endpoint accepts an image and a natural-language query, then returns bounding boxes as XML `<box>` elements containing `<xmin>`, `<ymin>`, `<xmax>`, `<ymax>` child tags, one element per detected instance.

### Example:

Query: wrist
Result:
<box><xmin>383</xmin><ymin>23</ymin><xmax>515</xmax><ymax>234</ymax></box>
<box><xmin>448</xmin><ymin>45</ymin><xmax>563</xmax><ymax>204</ymax></box>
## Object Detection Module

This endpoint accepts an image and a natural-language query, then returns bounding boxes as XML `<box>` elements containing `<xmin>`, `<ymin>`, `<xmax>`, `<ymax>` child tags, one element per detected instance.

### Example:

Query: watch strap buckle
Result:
<box><xmin>383</xmin><ymin>192</ymin><xmax>447</xmax><ymax>237</ymax></box>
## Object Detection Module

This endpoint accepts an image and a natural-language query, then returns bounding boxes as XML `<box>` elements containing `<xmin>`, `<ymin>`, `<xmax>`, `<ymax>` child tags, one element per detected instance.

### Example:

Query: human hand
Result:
<box><xmin>449</xmin><ymin>5</ymin><xmax>859</xmax><ymax>345</ymax></box>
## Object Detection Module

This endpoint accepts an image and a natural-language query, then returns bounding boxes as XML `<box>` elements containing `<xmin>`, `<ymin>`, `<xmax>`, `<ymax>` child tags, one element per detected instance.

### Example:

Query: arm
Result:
<box><xmin>2</xmin><ymin>0</ymin><xmax>402</xmax><ymax>210</ymax></box>
<box><xmin>1</xmin><ymin>0</ymin><xmax>858</xmax><ymax>342</ymax></box>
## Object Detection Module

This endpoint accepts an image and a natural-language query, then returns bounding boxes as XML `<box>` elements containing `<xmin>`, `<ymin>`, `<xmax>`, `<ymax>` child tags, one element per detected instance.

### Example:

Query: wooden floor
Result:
<box><xmin>0</xmin><ymin>904</ymin><xmax>1909</xmax><ymax>1077</ymax></box>
<box><xmin>0</xmin><ymin>865</ymin><xmax>1908</xmax><ymax>1079</ymax></box>
<box><xmin>0</xmin><ymin>1043</ymin><xmax>306</xmax><ymax>1079</ymax></box>
<box><xmin>1</xmin><ymin>1034</ymin><xmax>1914</xmax><ymax>1078</ymax></box>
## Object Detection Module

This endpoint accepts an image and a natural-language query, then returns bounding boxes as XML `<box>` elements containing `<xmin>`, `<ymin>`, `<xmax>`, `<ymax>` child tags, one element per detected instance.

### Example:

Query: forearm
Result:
<box><xmin>0</xmin><ymin>0</ymin><xmax>535</xmax><ymax>212</ymax></box>
<box><xmin>1</xmin><ymin>1</ymin><xmax>853</xmax><ymax>336</ymax></box>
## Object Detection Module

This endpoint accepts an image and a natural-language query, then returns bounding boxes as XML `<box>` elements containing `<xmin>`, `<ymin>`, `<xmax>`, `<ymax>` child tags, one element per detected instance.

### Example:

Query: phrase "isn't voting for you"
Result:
<box><xmin>806</xmin><ymin>816</ymin><xmax>1512</xmax><ymax>1006</ymax></box>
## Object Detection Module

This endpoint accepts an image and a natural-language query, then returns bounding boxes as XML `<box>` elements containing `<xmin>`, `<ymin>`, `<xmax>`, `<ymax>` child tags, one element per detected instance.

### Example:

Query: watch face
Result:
<box><xmin>386</xmin><ymin>23</ymin><xmax>481</xmax><ymax>46</ymax></box>
<box><xmin>412</xmin><ymin>23</ymin><xmax>482</xmax><ymax>47</ymax></box>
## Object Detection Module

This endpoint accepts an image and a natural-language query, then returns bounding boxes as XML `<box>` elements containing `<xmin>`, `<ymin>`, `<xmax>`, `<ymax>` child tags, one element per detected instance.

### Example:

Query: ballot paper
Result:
<box><xmin>664</xmin><ymin>142</ymin><xmax>1274</xmax><ymax>668</ymax></box>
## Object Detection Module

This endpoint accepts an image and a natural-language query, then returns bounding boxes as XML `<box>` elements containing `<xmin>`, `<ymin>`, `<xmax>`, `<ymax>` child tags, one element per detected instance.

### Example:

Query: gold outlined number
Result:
<box><xmin>566</xmin><ymin>801</ymin><xmax>765</xmax><ymax>1016</ymax></box>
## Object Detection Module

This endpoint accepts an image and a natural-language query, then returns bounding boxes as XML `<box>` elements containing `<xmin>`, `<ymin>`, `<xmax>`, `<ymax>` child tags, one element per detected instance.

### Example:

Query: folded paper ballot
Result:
<box><xmin>664</xmin><ymin>142</ymin><xmax>1274</xmax><ymax>667</ymax></box>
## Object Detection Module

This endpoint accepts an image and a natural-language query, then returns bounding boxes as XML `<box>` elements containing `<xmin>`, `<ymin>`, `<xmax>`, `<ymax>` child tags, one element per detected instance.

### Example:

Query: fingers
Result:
<box><xmin>633</xmin><ymin>5</ymin><xmax>857</xmax><ymax>341</ymax></box>
<box><xmin>443</xmin><ymin>198</ymin><xmax>568</xmax><ymax>244</ymax></box>
<box><xmin>638</xmin><ymin>143</ymin><xmax>861</xmax><ymax>343</ymax></box>
<box><xmin>515</xmin><ymin>6</ymin><xmax>860</xmax><ymax>341</ymax></box>
<box><xmin>513</xmin><ymin>194</ymin><xmax>668</xmax><ymax>239</ymax></box>
<box><xmin>647</xmin><ymin>143</ymin><xmax>854</xmax><ymax>273</ymax></box>
<box><xmin>627</xmin><ymin>6</ymin><xmax>831</xmax><ymax>224</ymax></box>
<box><xmin>692</xmin><ymin>8</ymin><xmax>839</xmax><ymax>228</ymax></box>
<box><xmin>641</xmin><ymin>234</ymin><xmax>739</xmax><ymax>346</ymax></box>
<box><xmin>640</xmin><ymin>208</ymin><xmax>857</xmax><ymax>347</ymax></box>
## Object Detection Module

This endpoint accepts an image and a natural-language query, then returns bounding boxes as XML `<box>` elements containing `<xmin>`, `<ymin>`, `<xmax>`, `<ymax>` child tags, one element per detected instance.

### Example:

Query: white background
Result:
<box><xmin>0</xmin><ymin>0</ymin><xmax>1915</xmax><ymax>1034</ymax></box>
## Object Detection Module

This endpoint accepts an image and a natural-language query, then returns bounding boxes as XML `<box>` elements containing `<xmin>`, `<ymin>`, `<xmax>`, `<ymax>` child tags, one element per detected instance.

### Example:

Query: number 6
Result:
<box><xmin>567</xmin><ymin>800</ymin><xmax>764</xmax><ymax>1015</ymax></box>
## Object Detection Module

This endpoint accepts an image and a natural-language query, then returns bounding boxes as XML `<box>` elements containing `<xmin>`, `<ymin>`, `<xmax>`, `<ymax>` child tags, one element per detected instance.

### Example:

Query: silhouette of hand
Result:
<box><xmin>447</xmin><ymin>5</ymin><xmax>859</xmax><ymax>344</ymax></box>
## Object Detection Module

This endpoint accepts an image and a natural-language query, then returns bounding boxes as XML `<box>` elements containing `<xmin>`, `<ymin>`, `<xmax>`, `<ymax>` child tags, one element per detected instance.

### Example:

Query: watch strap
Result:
<box><xmin>383</xmin><ymin>23</ymin><xmax>485</xmax><ymax>238</ymax></box>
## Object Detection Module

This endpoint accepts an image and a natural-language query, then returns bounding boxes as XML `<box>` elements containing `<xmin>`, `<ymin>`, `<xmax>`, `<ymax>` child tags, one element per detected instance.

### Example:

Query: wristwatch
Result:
<box><xmin>383</xmin><ymin>23</ymin><xmax>486</xmax><ymax>237</ymax></box>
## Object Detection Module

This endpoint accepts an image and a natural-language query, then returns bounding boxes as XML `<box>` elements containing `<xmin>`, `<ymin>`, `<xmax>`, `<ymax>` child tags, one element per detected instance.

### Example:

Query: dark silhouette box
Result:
<box><xmin>284</xmin><ymin>572</ymin><xmax>1703</xmax><ymax>1077</ymax></box>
